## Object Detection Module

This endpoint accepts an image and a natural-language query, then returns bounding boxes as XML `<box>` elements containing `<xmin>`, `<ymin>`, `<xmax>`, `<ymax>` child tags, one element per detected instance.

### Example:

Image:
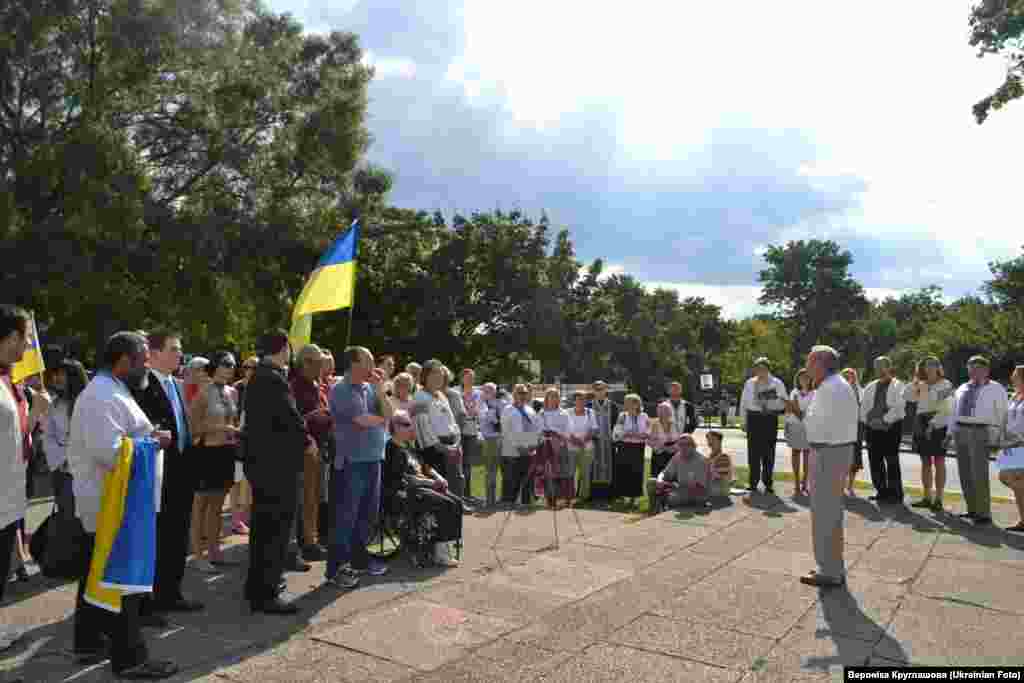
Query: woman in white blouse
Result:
<box><xmin>907</xmin><ymin>356</ymin><xmax>955</xmax><ymax>511</ymax></box>
<box><xmin>841</xmin><ymin>368</ymin><xmax>865</xmax><ymax>496</ymax></box>
<box><xmin>997</xmin><ymin>365</ymin><xmax>1024</xmax><ymax>532</ymax></box>
<box><xmin>43</xmin><ymin>360</ymin><xmax>90</xmax><ymax>521</ymax></box>
<box><xmin>784</xmin><ymin>369</ymin><xmax>814</xmax><ymax>496</ymax></box>
<box><xmin>567</xmin><ymin>391</ymin><xmax>597</xmax><ymax>503</ymax></box>
<box><xmin>612</xmin><ymin>394</ymin><xmax>649</xmax><ymax>505</ymax></box>
<box><xmin>538</xmin><ymin>388</ymin><xmax>573</xmax><ymax>508</ymax></box>
<box><xmin>649</xmin><ymin>401</ymin><xmax>682</xmax><ymax>480</ymax></box>
<box><xmin>412</xmin><ymin>361</ymin><xmax>463</xmax><ymax>504</ymax></box>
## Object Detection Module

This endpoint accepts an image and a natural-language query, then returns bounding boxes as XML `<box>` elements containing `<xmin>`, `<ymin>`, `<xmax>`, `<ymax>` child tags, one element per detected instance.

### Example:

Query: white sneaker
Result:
<box><xmin>192</xmin><ymin>559</ymin><xmax>219</xmax><ymax>574</ymax></box>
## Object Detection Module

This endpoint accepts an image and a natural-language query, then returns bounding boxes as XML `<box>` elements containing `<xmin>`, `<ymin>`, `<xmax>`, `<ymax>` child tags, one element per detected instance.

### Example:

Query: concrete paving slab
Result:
<box><xmin>307</xmin><ymin>580</ymin><xmax>416</xmax><ymax>630</ymax></box>
<box><xmin>930</xmin><ymin>527</ymin><xmax>1024</xmax><ymax>566</ymax></box>
<box><xmin>875</xmin><ymin>595</ymin><xmax>1024</xmax><ymax>665</ymax></box>
<box><xmin>483</xmin><ymin>554</ymin><xmax>630</xmax><ymax>601</ymax></box>
<box><xmin>407</xmin><ymin>640</ymin><xmax>575</xmax><ymax>683</ymax></box>
<box><xmin>848</xmin><ymin>534</ymin><xmax>935</xmax><ymax>583</ymax></box>
<box><xmin>912</xmin><ymin>556</ymin><xmax>1024</xmax><ymax>615</ymax></box>
<box><xmin>648</xmin><ymin>501</ymin><xmax>754</xmax><ymax>528</ymax></box>
<box><xmin>418</xmin><ymin>577</ymin><xmax>571</xmax><ymax>623</ymax></box>
<box><xmin>609</xmin><ymin>613</ymin><xmax>776</xmax><ymax>672</ymax></box>
<box><xmin>217</xmin><ymin>636</ymin><xmax>415</xmax><ymax>683</ymax></box>
<box><xmin>631</xmin><ymin>550</ymin><xmax>728</xmax><ymax>593</ymax></box>
<box><xmin>542</xmin><ymin>642</ymin><xmax>742</xmax><ymax>683</ymax></box>
<box><xmin>315</xmin><ymin>599</ymin><xmax>516</xmax><ymax>671</ymax></box>
<box><xmin>652</xmin><ymin>566</ymin><xmax>819</xmax><ymax>639</ymax></box>
<box><xmin>731</xmin><ymin>546</ymin><xmax>828</xmax><ymax>579</ymax></box>
<box><xmin>545</xmin><ymin>540</ymin><xmax>654</xmax><ymax>574</ymax></box>
<box><xmin>582</xmin><ymin>520</ymin><xmax>712</xmax><ymax>557</ymax></box>
<box><xmin>791</xmin><ymin>576</ymin><xmax>907</xmax><ymax>644</ymax></box>
<box><xmin>503</xmin><ymin>575</ymin><xmax>665</xmax><ymax>653</ymax></box>
<box><xmin>740</xmin><ymin>627</ymin><xmax>874</xmax><ymax>682</ymax></box>
<box><xmin>686</xmin><ymin>519</ymin><xmax>788</xmax><ymax>560</ymax></box>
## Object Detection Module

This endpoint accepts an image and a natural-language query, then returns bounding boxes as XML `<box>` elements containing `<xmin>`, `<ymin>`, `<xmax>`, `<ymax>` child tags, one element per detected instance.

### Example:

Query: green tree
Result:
<box><xmin>969</xmin><ymin>0</ymin><xmax>1024</xmax><ymax>123</ymax></box>
<box><xmin>984</xmin><ymin>247</ymin><xmax>1024</xmax><ymax>307</ymax></box>
<box><xmin>757</xmin><ymin>239</ymin><xmax>869</xmax><ymax>370</ymax></box>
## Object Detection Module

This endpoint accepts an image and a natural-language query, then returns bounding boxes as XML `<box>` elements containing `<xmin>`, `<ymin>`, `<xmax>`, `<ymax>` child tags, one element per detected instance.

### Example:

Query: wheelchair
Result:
<box><xmin>367</xmin><ymin>484</ymin><xmax>463</xmax><ymax>568</ymax></box>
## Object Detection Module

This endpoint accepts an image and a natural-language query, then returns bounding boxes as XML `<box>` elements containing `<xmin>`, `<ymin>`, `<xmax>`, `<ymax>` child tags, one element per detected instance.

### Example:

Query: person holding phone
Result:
<box><xmin>612</xmin><ymin>394</ymin><xmax>649</xmax><ymax>506</ymax></box>
<box><xmin>739</xmin><ymin>357</ymin><xmax>787</xmax><ymax>494</ymax></box>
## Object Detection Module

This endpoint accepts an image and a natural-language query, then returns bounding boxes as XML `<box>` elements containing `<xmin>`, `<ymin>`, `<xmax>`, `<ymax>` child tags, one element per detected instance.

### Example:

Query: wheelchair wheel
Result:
<box><xmin>366</xmin><ymin>516</ymin><xmax>402</xmax><ymax>560</ymax></box>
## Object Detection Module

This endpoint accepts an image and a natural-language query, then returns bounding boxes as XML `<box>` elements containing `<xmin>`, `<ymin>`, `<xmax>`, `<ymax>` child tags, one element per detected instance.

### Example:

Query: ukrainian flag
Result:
<box><xmin>11</xmin><ymin>312</ymin><xmax>44</xmax><ymax>385</ymax></box>
<box><xmin>290</xmin><ymin>219</ymin><xmax>360</xmax><ymax>348</ymax></box>
<box><xmin>84</xmin><ymin>437</ymin><xmax>160</xmax><ymax>613</ymax></box>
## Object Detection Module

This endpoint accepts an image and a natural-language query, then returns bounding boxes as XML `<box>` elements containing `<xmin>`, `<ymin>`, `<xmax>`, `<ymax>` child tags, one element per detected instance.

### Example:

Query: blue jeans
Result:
<box><xmin>326</xmin><ymin>461</ymin><xmax>381</xmax><ymax>578</ymax></box>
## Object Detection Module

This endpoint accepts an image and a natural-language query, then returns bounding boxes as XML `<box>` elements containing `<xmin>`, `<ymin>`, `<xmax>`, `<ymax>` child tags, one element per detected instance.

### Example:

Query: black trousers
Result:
<box><xmin>0</xmin><ymin>521</ymin><xmax>17</xmax><ymax>603</ymax></box>
<box><xmin>651</xmin><ymin>449</ymin><xmax>674</xmax><ymax>480</ymax></box>
<box><xmin>746</xmin><ymin>411</ymin><xmax>779</xmax><ymax>488</ymax></box>
<box><xmin>500</xmin><ymin>457</ymin><xmax>531</xmax><ymax>503</ymax></box>
<box><xmin>150</xmin><ymin>454</ymin><xmax>195</xmax><ymax>607</ymax></box>
<box><xmin>866</xmin><ymin>422</ymin><xmax>904</xmax><ymax>501</ymax></box>
<box><xmin>245</xmin><ymin>480</ymin><xmax>298</xmax><ymax>604</ymax></box>
<box><xmin>74</xmin><ymin>534</ymin><xmax>148</xmax><ymax>672</ymax></box>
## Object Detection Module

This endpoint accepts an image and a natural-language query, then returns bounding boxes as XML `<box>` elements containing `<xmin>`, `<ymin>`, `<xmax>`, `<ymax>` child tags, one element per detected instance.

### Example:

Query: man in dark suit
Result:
<box><xmin>243</xmin><ymin>330</ymin><xmax>313</xmax><ymax>614</ymax></box>
<box><xmin>132</xmin><ymin>331</ymin><xmax>204</xmax><ymax>618</ymax></box>
<box><xmin>667</xmin><ymin>381</ymin><xmax>698</xmax><ymax>434</ymax></box>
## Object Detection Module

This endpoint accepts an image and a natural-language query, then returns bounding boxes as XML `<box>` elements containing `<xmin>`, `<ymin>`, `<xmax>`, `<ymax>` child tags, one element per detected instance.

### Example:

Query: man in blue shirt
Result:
<box><xmin>326</xmin><ymin>346</ymin><xmax>394</xmax><ymax>586</ymax></box>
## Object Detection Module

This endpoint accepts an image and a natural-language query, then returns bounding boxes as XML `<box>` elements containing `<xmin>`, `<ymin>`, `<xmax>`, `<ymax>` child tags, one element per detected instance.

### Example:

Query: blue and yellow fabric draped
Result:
<box><xmin>84</xmin><ymin>437</ymin><xmax>160</xmax><ymax>613</ymax></box>
<box><xmin>289</xmin><ymin>219</ymin><xmax>360</xmax><ymax>349</ymax></box>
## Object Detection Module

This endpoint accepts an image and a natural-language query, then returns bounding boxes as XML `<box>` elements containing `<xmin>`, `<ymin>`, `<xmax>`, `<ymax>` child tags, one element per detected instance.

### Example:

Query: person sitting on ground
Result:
<box><xmin>385</xmin><ymin>412</ymin><xmax>461</xmax><ymax>566</ymax></box>
<box><xmin>650</xmin><ymin>434</ymin><xmax>710</xmax><ymax>507</ymax></box>
<box><xmin>705</xmin><ymin>430</ymin><xmax>734</xmax><ymax>499</ymax></box>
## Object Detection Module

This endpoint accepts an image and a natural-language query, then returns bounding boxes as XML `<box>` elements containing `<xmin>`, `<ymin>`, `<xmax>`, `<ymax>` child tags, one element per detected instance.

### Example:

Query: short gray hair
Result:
<box><xmin>811</xmin><ymin>345</ymin><xmax>841</xmax><ymax>373</ymax></box>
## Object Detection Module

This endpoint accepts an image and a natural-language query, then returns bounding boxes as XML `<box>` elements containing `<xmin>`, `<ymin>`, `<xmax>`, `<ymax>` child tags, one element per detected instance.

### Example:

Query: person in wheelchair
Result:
<box><xmin>385</xmin><ymin>412</ymin><xmax>462</xmax><ymax>567</ymax></box>
<box><xmin>647</xmin><ymin>434</ymin><xmax>710</xmax><ymax>509</ymax></box>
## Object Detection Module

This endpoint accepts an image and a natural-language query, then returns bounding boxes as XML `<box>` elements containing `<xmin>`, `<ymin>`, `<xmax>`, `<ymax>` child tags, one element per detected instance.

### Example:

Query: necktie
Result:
<box><xmin>166</xmin><ymin>377</ymin><xmax>186</xmax><ymax>452</ymax></box>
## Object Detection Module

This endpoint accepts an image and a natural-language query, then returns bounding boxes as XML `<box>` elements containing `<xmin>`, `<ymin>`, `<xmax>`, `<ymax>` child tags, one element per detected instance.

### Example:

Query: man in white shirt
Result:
<box><xmin>860</xmin><ymin>356</ymin><xmax>907</xmax><ymax>504</ymax></box>
<box><xmin>68</xmin><ymin>331</ymin><xmax>178</xmax><ymax>679</ymax></box>
<box><xmin>739</xmin><ymin>357</ymin><xmax>787</xmax><ymax>493</ymax></box>
<box><xmin>801</xmin><ymin>345</ymin><xmax>859</xmax><ymax>588</ymax></box>
<box><xmin>947</xmin><ymin>355</ymin><xmax>1008</xmax><ymax>525</ymax></box>
<box><xmin>666</xmin><ymin>381</ymin><xmax>697</xmax><ymax>434</ymax></box>
<box><xmin>500</xmin><ymin>384</ymin><xmax>538</xmax><ymax>506</ymax></box>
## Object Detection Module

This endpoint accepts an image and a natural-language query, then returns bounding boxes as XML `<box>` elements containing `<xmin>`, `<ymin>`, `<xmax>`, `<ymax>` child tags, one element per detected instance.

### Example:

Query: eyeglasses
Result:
<box><xmin>220</xmin><ymin>362</ymin><xmax>237</xmax><ymax>369</ymax></box>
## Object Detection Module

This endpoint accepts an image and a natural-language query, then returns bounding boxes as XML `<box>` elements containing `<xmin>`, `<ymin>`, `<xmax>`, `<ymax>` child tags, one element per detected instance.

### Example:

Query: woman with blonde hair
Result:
<box><xmin>391</xmin><ymin>372</ymin><xmax>415</xmax><ymax>413</ymax></box>
<box><xmin>650</xmin><ymin>401</ymin><xmax>683</xmax><ymax>479</ymax></box>
<box><xmin>841</xmin><ymin>367</ymin><xmax>865</xmax><ymax>496</ymax></box>
<box><xmin>907</xmin><ymin>356</ymin><xmax>954</xmax><ymax>510</ymax></box>
<box><xmin>188</xmin><ymin>350</ymin><xmax>242</xmax><ymax>572</ymax></box>
<box><xmin>784</xmin><ymin>369</ymin><xmax>814</xmax><ymax>496</ymax></box>
<box><xmin>612</xmin><ymin>394</ymin><xmax>649</xmax><ymax>505</ymax></box>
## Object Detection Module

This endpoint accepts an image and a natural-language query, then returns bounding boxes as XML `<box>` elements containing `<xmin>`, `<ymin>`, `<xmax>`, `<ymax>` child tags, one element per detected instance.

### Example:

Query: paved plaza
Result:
<box><xmin>2</xmin><ymin>478</ymin><xmax>1023</xmax><ymax>682</ymax></box>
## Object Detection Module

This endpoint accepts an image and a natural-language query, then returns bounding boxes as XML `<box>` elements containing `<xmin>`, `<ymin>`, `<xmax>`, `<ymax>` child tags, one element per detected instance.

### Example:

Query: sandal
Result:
<box><xmin>1007</xmin><ymin>522</ymin><xmax>1024</xmax><ymax>533</ymax></box>
<box><xmin>115</xmin><ymin>659</ymin><xmax>179</xmax><ymax>680</ymax></box>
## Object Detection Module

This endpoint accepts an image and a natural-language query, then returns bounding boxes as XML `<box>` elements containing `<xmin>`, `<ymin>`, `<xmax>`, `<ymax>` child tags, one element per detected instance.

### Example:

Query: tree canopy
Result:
<box><xmin>969</xmin><ymin>0</ymin><xmax>1024</xmax><ymax>123</ymax></box>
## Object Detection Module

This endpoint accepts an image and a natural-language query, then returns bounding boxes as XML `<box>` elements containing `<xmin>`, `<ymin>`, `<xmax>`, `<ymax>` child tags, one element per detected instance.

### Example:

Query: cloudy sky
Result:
<box><xmin>266</xmin><ymin>0</ymin><xmax>1022</xmax><ymax>318</ymax></box>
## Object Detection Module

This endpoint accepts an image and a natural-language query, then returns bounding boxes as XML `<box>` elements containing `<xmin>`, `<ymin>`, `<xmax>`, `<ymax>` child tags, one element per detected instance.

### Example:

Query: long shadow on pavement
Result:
<box><xmin>804</xmin><ymin>587</ymin><xmax>908</xmax><ymax>672</ymax></box>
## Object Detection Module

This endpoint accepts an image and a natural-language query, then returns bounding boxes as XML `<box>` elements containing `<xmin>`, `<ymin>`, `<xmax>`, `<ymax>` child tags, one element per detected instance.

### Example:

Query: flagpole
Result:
<box><xmin>344</xmin><ymin>216</ymin><xmax>361</xmax><ymax>349</ymax></box>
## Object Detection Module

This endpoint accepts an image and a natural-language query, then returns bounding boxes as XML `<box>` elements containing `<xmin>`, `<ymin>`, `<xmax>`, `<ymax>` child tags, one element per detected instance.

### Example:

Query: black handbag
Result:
<box><xmin>30</xmin><ymin>507</ymin><xmax>88</xmax><ymax>579</ymax></box>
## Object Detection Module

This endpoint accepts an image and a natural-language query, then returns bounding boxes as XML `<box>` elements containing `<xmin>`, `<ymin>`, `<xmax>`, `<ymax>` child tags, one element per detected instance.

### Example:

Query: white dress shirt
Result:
<box><xmin>500</xmin><ymin>403</ymin><xmax>539</xmax><ymax>458</ymax></box>
<box><xmin>567</xmin><ymin>409</ymin><xmax>598</xmax><ymax>442</ymax></box>
<box><xmin>859</xmin><ymin>379</ymin><xmax>907</xmax><ymax>426</ymax></box>
<box><xmin>739</xmin><ymin>375</ymin><xmax>787</xmax><ymax>414</ymax></box>
<box><xmin>950</xmin><ymin>380</ymin><xmax>1009</xmax><ymax>434</ymax></box>
<box><xmin>804</xmin><ymin>373</ymin><xmax>859</xmax><ymax>446</ymax></box>
<box><xmin>539</xmin><ymin>408</ymin><xmax>571</xmax><ymax>436</ymax></box>
<box><xmin>0</xmin><ymin>376</ymin><xmax>27</xmax><ymax>530</ymax></box>
<box><xmin>784</xmin><ymin>389</ymin><xmax>815</xmax><ymax>426</ymax></box>
<box><xmin>613</xmin><ymin>412</ymin><xmax>650</xmax><ymax>442</ymax></box>
<box><xmin>68</xmin><ymin>373</ymin><xmax>154</xmax><ymax>533</ymax></box>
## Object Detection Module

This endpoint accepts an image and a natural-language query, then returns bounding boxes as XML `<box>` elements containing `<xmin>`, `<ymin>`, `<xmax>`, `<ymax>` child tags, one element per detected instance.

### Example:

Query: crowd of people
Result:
<box><xmin>2</xmin><ymin>302</ymin><xmax>1023</xmax><ymax>677</ymax></box>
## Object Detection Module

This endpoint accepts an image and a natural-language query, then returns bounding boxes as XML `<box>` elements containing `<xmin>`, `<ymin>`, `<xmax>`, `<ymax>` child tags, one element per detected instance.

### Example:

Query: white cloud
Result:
<box><xmin>362</xmin><ymin>51</ymin><xmax>417</xmax><ymax>79</ymax></box>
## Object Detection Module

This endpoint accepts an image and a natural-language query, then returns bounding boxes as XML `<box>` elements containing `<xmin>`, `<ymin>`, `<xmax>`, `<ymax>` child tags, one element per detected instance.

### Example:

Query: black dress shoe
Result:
<box><xmin>250</xmin><ymin>598</ymin><xmax>299</xmax><ymax>615</ymax></box>
<box><xmin>74</xmin><ymin>646</ymin><xmax>110</xmax><ymax>665</ymax></box>
<box><xmin>154</xmin><ymin>598</ymin><xmax>204</xmax><ymax>613</ymax></box>
<box><xmin>302</xmin><ymin>544</ymin><xmax>328</xmax><ymax>561</ymax></box>
<box><xmin>139</xmin><ymin>612</ymin><xmax>169</xmax><ymax>629</ymax></box>
<box><xmin>957</xmin><ymin>512</ymin><xmax>977</xmax><ymax>520</ymax></box>
<box><xmin>973</xmin><ymin>517</ymin><xmax>993</xmax><ymax>526</ymax></box>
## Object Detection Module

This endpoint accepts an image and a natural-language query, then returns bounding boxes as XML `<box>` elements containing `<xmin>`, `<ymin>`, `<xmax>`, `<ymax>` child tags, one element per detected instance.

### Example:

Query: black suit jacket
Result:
<box><xmin>243</xmin><ymin>361</ymin><xmax>307</xmax><ymax>489</ymax></box>
<box><xmin>132</xmin><ymin>369</ymin><xmax>191</xmax><ymax>464</ymax></box>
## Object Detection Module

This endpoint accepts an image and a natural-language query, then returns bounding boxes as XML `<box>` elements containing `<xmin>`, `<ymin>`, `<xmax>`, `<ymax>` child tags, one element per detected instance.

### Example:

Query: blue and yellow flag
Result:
<box><xmin>84</xmin><ymin>437</ymin><xmax>160</xmax><ymax>613</ymax></box>
<box><xmin>11</xmin><ymin>313</ymin><xmax>44</xmax><ymax>385</ymax></box>
<box><xmin>289</xmin><ymin>219</ymin><xmax>360</xmax><ymax>348</ymax></box>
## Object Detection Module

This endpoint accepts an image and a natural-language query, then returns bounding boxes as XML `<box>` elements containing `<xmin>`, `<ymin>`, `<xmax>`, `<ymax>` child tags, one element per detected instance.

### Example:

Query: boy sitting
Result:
<box><xmin>705</xmin><ymin>430</ymin><xmax>735</xmax><ymax>499</ymax></box>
